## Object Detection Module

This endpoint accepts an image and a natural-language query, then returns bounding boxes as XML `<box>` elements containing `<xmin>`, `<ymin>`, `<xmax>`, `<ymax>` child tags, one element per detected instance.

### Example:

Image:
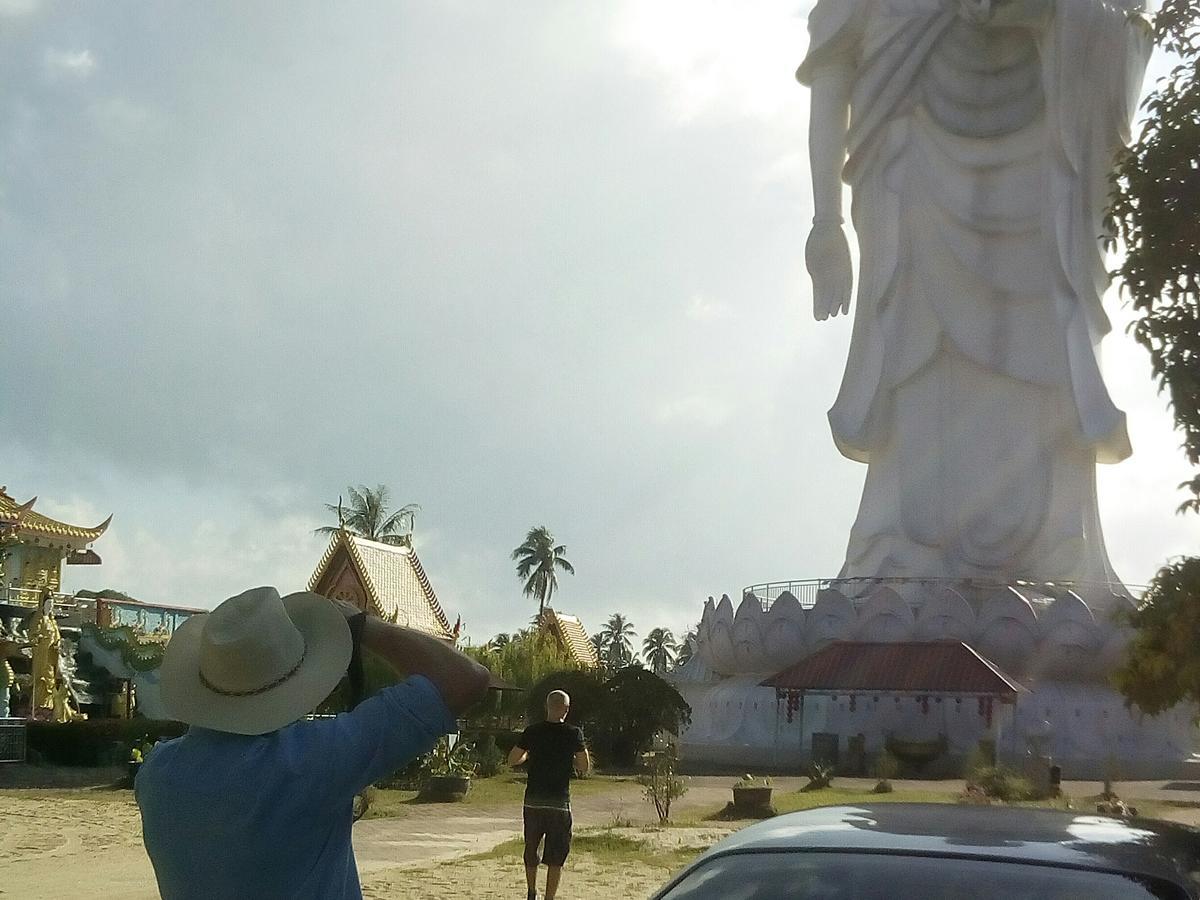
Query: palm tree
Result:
<box><xmin>511</xmin><ymin>526</ymin><xmax>575</xmax><ymax>619</ymax></box>
<box><xmin>488</xmin><ymin>632</ymin><xmax>512</xmax><ymax>653</ymax></box>
<box><xmin>590</xmin><ymin>633</ymin><xmax>606</xmax><ymax>669</ymax></box>
<box><xmin>642</xmin><ymin>627</ymin><xmax>678</xmax><ymax>675</ymax></box>
<box><xmin>674</xmin><ymin>626</ymin><xmax>698</xmax><ymax>669</ymax></box>
<box><xmin>315</xmin><ymin>484</ymin><xmax>419</xmax><ymax>546</ymax></box>
<box><xmin>598</xmin><ymin>613</ymin><xmax>636</xmax><ymax>673</ymax></box>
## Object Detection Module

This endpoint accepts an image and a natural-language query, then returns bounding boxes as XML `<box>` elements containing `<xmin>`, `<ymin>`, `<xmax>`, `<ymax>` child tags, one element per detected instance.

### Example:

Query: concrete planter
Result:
<box><xmin>422</xmin><ymin>774</ymin><xmax>472</xmax><ymax>802</ymax></box>
<box><xmin>732</xmin><ymin>786</ymin><xmax>773</xmax><ymax>811</ymax></box>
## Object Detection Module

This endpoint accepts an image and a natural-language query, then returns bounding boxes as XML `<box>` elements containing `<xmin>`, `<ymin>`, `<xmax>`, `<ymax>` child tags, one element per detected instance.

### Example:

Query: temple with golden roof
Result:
<box><xmin>308</xmin><ymin>529</ymin><xmax>454</xmax><ymax>639</ymax></box>
<box><xmin>0</xmin><ymin>486</ymin><xmax>110</xmax><ymax>612</ymax></box>
<box><xmin>538</xmin><ymin>607</ymin><xmax>599</xmax><ymax>669</ymax></box>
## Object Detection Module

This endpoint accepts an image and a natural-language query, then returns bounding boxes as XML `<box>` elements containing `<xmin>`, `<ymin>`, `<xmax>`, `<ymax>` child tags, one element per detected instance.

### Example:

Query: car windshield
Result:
<box><xmin>659</xmin><ymin>852</ymin><xmax>1187</xmax><ymax>900</ymax></box>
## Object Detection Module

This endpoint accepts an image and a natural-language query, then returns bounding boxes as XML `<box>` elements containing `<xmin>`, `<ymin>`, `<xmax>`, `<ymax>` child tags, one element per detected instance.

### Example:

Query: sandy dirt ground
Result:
<box><xmin>0</xmin><ymin>792</ymin><xmax>157</xmax><ymax>899</ymax></box>
<box><xmin>4</xmin><ymin>779</ymin><xmax>1200</xmax><ymax>899</ymax></box>
<box><xmin>0</xmin><ymin>790</ymin><xmax>712</xmax><ymax>900</ymax></box>
<box><xmin>360</xmin><ymin>827</ymin><xmax>732</xmax><ymax>899</ymax></box>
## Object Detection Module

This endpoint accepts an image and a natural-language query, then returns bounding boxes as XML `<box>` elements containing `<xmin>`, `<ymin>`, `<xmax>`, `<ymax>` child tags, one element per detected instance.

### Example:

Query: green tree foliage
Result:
<box><xmin>1111</xmin><ymin>2</ymin><xmax>1200</xmax><ymax>713</ymax></box>
<box><xmin>1114</xmin><ymin>559</ymin><xmax>1200</xmax><ymax>713</ymax></box>
<box><xmin>642</xmin><ymin>627</ymin><xmax>678</xmax><ymax>675</ymax></box>
<box><xmin>487</xmin><ymin>632</ymin><xmax>512</xmax><ymax>652</ymax></box>
<box><xmin>524</xmin><ymin>668</ymin><xmax>607</xmax><ymax>726</ymax></box>
<box><xmin>465</xmin><ymin>630</ymin><xmax>581</xmax><ymax>719</ymax></box>
<box><xmin>521</xmin><ymin>667</ymin><xmax>691</xmax><ymax>769</ymax></box>
<box><xmin>1109</xmin><ymin>1</ymin><xmax>1200</xmax><ymax>511</ymax></box>
<box><xmin>511</xmin><ymin>526</ymin><xmax>575</xmax><ymax>618</ymax></box>
<box><xmin>314</xmin><ymin>484</ymin><xmax>419</xmax><ymax>544</ymax></box>
<box><xmin>590</xmin><ymin>668</ymin><xmax>691</xmax><ymax>768</ymax></box>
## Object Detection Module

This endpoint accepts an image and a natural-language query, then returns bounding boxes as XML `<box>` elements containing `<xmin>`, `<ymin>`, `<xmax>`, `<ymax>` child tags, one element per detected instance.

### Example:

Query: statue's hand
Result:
<box><xmin>806</xmin><ymin>222</ymin><xmax>853</xmax><ymax>321</ymax></box>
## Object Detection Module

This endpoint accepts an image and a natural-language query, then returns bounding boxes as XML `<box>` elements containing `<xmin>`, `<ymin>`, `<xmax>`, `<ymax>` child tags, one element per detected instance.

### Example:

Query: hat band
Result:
<box><xmin>198</xmin><ymin>640</ymin><xmax>308</xmax><ymax>698</ymax></box>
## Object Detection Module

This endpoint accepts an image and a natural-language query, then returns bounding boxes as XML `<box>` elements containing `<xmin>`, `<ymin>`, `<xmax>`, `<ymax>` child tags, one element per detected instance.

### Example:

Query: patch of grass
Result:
<box><xmin>967</xmin><ymin>766</ymin><xmax>1037</xmax><ymax>802</ymax></box>
<box><xmin>773</xmin><ymin>787</ymin><xmax>956</xmax><ymax>816</ymax></box>
<box><xmin>696</xmin><ymin>787</ymin><xmax>960</xmax><ymax>821</ymax></box>
<box><xmin>460</xmin><ymin>829</ymin><xmax>701</xmax><ymax>871</ymax></box>
<box><xmin>462</xmin><ymin>837</ymin><xmax>527</xmax><ymax>862</ymax></box>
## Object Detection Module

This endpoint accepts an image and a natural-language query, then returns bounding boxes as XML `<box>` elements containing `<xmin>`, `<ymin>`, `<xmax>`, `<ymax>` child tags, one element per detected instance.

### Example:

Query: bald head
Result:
<box><xmin>545</xmin><ymin>690</ymin><xmax>570</xmax><ymax>722</ymax></box>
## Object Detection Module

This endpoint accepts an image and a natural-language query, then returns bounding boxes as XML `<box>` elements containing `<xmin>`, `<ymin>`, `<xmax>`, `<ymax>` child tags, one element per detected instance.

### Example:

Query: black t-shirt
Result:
<box><xmin>517</xmin><ymin>720</ymin><xmax>585</xmax><ymax>809</ymax></box>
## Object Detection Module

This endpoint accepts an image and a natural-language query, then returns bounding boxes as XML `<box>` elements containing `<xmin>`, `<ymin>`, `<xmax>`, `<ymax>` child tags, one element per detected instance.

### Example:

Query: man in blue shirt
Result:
<box><xmin>136</xmin><ymin>585</ymin><xmax>490</xmax><ymax>899</ymax></box>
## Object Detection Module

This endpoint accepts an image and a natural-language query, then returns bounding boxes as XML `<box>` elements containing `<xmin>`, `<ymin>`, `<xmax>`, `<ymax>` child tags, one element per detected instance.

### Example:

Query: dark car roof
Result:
<box><xmin>657</xmin><ymin>805</ymin><xmax>1200</xmax><ymax>897</ymax></box>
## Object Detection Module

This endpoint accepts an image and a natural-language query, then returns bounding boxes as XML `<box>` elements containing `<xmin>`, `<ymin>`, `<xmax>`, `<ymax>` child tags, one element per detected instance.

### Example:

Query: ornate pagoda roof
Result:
<box><xmin>539</xmin><ymin>607</ymin><xmax>599</xmax><ymax>669</ymax></box>
<box><xmin>308</xmin><ymin>530</ymin><xmax>453</xmax><ymax>639</ymax></box>
<box><xmin>0</xmin><ymin>486</ymin><xmax>111</xmax><ymax>550</ymax></box>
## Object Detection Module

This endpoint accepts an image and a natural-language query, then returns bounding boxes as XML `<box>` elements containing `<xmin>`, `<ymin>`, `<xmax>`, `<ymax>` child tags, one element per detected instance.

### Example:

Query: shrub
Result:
<box><xmin>374</xmin><ymin>753</ymin><xmax>429</xmax><ymax>790</ymax></box>
<box><xmin>968</xmin><ymin>765</ymin><xmax>1035</xmax><ymax>802</ymax></box>
<box><xmin>524</xmin><ymin>669</ymin><xmax>606</xmax><ymax>727</ymax></box>
<box><xmin>872</xmin><ymin>751</ymin><xmax>900</xmax><ymax>781</ymax></box>
<box><xmin>589</xmin><ymin>668</ymin><xmax>691</xmax><ymax>769</ymax></box>
<box><xmin>470</xmin><ymin>735</ymin><xmax>507</xmax><ymax>779</ymax></box>
<box><xmin>962</xmin><ymin>741</ymin><xmax>996</xmax><ymax>778</ymax></box>
<box><xmin>638</xmin><ymin>749</ymin><xmax>688</xmax><ymax>823</ymax></box>
<box><xmin>27</xmin><ymin>719</ymin><xmax>187</xmax><ymax>767</ymax></box>
<box><xmin>427</xmin><ymin>737</ymin><xmax>476</xmax><ymax>778</ymax></box>
<box><xmin>468</xmin><ymin>633</ymin><xmax>584</xmax><ymax>720</ymax></box>
<box><xmin>801</xmin><ymin>763</ymin><xmax>834</xmax><ymax>792</ymax></box>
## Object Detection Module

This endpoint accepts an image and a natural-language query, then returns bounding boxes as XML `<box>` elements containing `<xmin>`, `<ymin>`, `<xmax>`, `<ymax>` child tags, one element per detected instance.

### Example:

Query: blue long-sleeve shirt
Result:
<box><xmin>136</xmin><ymin>675</ymin><xmax>455</xmax><ymax>899</ymax></box>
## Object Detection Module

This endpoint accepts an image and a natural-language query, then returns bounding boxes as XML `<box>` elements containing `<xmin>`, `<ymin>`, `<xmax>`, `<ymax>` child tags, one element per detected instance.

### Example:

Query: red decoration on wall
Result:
<box><xmin>785</xmin><ymin>692</ymin><xmax>799</xmax><ymax>724</ymax></box>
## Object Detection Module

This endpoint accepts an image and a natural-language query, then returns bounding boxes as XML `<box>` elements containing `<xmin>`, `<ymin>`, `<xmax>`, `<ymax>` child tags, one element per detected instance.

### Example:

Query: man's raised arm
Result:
<box><xmin>359</xmin><ymin>615</ymin><xmax>490</xmax><ymax>713</ymax></box>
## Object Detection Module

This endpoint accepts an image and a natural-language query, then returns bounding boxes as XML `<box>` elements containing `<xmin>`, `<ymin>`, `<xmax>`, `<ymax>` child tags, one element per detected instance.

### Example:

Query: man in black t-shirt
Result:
<box><xmin>508</xmin><ymin>689</ymin><xmax>590</xmax><ymax>900</ymax></box>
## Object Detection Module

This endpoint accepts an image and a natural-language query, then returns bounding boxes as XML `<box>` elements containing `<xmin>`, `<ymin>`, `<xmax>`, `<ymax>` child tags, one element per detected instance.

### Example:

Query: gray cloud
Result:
<box><xmin>2</xmin><ymin>1</ymin><xmax>1194</xmax><ymax>645</ymax></box>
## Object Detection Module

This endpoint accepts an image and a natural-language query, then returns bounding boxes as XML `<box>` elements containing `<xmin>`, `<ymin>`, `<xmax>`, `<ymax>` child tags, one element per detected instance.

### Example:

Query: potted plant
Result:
<box><xmin>127</xmin><ymin>746</ymin><xmax>144</xmax><ymax>784</ymax></box>
<box><xmin>732</xmin><ymin>774</ymin><xmax>773</xmax><ymax>811</ymax></box>
<box><xmin>801</xmin><ymin>762</ymin><xmax>835</xmax><ymax>793</ymax></box>
<box><xmin>420</xmin><ymin>737</ymin><xmax>476</xmax><ymax>802</ymax></box>
<box><xmin>125</xmin><ymin>739</ymin><xmax>154</xmax><ymax>786</ymax></box>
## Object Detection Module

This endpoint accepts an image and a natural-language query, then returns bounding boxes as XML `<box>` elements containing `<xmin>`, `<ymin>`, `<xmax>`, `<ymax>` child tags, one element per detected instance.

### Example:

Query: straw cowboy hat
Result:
<box><xmin>161</xmin><ymin>586</ymin><xmax>352</xmax><ymax>735</ymax></box>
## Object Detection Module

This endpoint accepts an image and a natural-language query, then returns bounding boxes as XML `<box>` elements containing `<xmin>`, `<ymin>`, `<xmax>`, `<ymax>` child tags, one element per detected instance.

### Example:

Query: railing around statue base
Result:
<box><xmin>741</xmin><ymin>577</ymin><xmax>1145</xmax><ymax>612</ymax></box>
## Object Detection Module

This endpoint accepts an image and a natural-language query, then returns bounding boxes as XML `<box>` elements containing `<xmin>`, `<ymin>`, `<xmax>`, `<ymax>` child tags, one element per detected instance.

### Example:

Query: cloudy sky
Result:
<box><xmin>2</xmin><ymin>1</ymin><xmax>1193</xmax><ymax>647</ymax></box>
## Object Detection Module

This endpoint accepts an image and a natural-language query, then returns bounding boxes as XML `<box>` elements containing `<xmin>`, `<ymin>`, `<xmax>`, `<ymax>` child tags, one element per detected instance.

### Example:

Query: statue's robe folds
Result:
<box><xmin>799</xmin><ymin>0</ymin><xmax>1150</xmax><ymax>594</ymax></box>
<box><xmin>30</xmin><ymin>610</ymin><xmax>60</xmax><ymax>711</ymax></box>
